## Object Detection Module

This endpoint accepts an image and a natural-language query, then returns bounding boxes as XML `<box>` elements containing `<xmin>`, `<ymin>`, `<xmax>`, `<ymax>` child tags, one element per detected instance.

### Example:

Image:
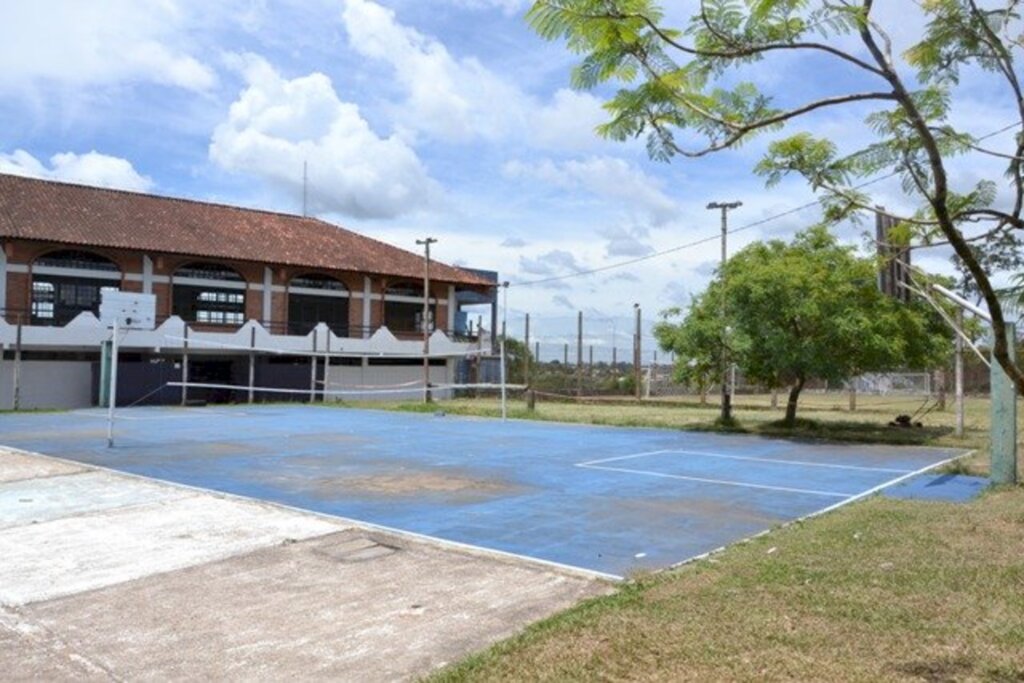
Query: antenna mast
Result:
<box><xmin>302</xmin><ymin>160</ymin><xmax>308</xmax><ymax>218</ymax></box>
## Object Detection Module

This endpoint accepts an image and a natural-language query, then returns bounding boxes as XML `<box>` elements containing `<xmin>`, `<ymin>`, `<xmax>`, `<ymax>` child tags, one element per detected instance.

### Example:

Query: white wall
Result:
<box><xmin>323</xmin><ymin>363</ymin><xmax>452</xmax><ymax>401</ymax></box>
<box><xmin>0</xmin><ymin>360</ymin><xmax>93</xmax><ymax>410</ymax></box>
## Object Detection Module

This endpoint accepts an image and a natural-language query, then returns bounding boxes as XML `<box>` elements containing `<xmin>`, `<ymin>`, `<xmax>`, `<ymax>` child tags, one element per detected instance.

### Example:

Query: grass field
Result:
<box><xmin>346</xmin><ymin>392</ymin><xmax>1023</xmax><ymax>681</ymax></box>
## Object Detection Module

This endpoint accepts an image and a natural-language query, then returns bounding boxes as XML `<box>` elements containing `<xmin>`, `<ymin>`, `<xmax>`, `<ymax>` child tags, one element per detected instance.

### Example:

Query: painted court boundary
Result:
<box><xmin>1</xmin><ymin>431</ymin><xmax>972</xmax><ymax>582</ymax></box>
<box><xmin>575</xmin><ymin>448</ymin><xmax>919</xmax><ymax>498</ymax></box>
<box><xmin>661</xmin><ymin>450</ymin><xmax>974</xmax><ymax>573</ymax></box>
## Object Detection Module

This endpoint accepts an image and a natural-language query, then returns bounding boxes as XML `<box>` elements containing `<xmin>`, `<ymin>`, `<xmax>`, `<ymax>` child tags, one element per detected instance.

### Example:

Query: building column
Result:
<box><xmin>0</xmin><ymin>243</ymin><xmax>7</xmax><ymax>313</ymax></box>
<box><xmin>142</xmin><ymin>255</ymin><xmax>153</xmax><ymax>294</ymax></box>
<box><xmin>362</xmin><ymin>276</ymin><xmax>372</xmax><ymax>338</ymax></box>
<box><xmin>262</xmin><ymin>266</ymin><xmax>273</xmax><ymax>324</ymax></box>
<box><xmin>447</xmin><ymin>284</ymin><xmax>456</xmax><ymax>333</ymax></box>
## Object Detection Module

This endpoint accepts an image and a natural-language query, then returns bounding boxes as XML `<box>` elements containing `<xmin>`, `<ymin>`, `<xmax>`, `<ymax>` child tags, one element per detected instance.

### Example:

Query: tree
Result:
<box><xmin>656</xmin><ymin>227</ymin><xmax>948</xmax><ymax>424</ymax></box>
<box><xmin>503</xmin><ymin>337</ymin><xmax>534</xmax><ymax>384</ymax></box>
<box><xmin>654</xmin><ymin>301</ymin><xmax>723</xmax><ymax>403</ymax></box>
<box><xmin>528</xmin><ymin>0</ymin><xmax>1024</xmax><ymax>395</ymax></box>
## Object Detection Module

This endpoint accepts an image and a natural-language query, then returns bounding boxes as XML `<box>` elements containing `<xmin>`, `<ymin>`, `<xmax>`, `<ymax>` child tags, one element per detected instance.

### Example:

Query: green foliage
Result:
<box><xmin>656</xmin><ymin>227</ymin><xmax>949</xmax><ymax>421</ymax></box>
<box><xmin>503</xmin><ymin>337</ymin><xmax>533</xmax><ymax>384</ymax></box>
<box><xmin>528</xmin><ymin>0</ymin><xmax>1024</xmax><ymax>393</ymax></box>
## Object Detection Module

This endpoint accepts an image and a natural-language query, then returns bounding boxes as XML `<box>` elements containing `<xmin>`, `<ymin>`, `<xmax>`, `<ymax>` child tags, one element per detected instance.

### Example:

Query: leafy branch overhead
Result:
<box><xmin>528</xmin><ymin>0</ymin><xmax>1024</xmax><ymax>393</ymax></box>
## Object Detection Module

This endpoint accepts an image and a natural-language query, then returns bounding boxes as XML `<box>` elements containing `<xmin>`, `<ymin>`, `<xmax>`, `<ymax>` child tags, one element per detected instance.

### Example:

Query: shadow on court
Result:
<box><xmin>0</xmin><ymin>404</ymin><xmax>965</xmax><ymax>577</ymax></box>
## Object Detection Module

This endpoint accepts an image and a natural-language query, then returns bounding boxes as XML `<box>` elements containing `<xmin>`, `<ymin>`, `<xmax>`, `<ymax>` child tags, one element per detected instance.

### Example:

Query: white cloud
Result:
<box><xmin>501</xmin><ymin>236</ymin><xmax>527</xmax><ymax>248</ymax></box>
<box><xmin>0</xmin><ymin>149</ymin><xmax>154</xmax><ymax>192</ymax></box>
<box><xmin>0</xmin><ymin>1</ymin><xmax>215</xmax><ymax>93</ymax></box>
<box><xmin>341</xmin><ymin>0</ymin><xmax>607</xmax><ymax>150</ymax></box>
<box><xmin>503</xmin><ymin>157</ymin><xmax>679</xmax><ymax>226</ymax></box>
<box><xmin>209</xmin><ymin>54</ymin><xmax>438</xmax><ymax>219</ymax></box>
<box><xmin>551</xmin><ymin>294</ymin><xmax>575</xmax><ymax>310</ymax></box>
<box><xmin>444</xmin><ymin>0</ymin><xmax>531</xmax><ymax>14</ymax></box>
<box><xmin>342</xmin><ymin>0</ymin><xmax>523</xmax><ymax>142</ymax></box>
<box><xmin>600</xmin><ymin>225</ymin><xmax>654</xmax><ymax>257</ymax></box>
<box><xmin>531</xmin><ymin>89</ymin><xmax>609</xmax><ymax>153</ymax></box>
<box><xmin>519</xmin><ymin>249</ymin><xmax>586</xmax><ymax>276</ymax></box>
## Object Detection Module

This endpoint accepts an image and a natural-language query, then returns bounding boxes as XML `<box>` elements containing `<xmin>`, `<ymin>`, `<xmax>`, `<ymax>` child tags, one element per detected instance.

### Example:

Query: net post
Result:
<box><xmin>13</xmin><ymin>317</ymin><xmax>22</xmax><ymax>411</ymax></box>
<box><xmin>309</xmin><ymin>328</ymin><xmax>317</xmax><ymax>403</ymax></box>
<box><xmin>106</xmin><ymin>317</ymin><xmax>119</xmax><ymax>448</ymax></box>
<box><xmin>324</xmin><ymin>333</ymin><xmax>332</xmax><ymax>403</ymax></box>
<box><xmin>500</xmin><ymin>281</ymin><xmax>509</xmax><ymax>421</ymax></box>
<box><xmin>248</xmin><ymin>326</ymin><xmax>256</xmax><ymax>405</ymax></box>
<box><xmin>181</xmin><ymin>324</ymin><xmax>189</xmax><ymax>406</ymax></box>
<box><xmin>990</xmin><ymin>322</ymin><xmax>1018</xmax><ymax>485</ymax></box>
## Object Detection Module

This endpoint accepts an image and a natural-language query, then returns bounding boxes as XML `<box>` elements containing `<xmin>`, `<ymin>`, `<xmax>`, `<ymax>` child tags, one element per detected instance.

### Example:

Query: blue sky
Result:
<box><xmin>1</xmin><ymin>1</ymin><xmax>1018</xmax><ymax>359</ymax></box>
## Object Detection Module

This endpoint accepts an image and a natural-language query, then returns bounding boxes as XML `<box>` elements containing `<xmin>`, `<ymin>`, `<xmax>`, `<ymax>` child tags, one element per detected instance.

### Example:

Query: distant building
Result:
<box><xmin>0</xmin><ymin>173</ymin><xmax>496</xmax><ymax>408</ymax></box>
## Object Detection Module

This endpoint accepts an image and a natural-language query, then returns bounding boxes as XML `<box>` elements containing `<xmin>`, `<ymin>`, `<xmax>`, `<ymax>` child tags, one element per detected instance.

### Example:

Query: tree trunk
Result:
<box><xmin>784</xmin><ymin>377</ymin><xmax>805</xmax><ymax>426</ymax></box>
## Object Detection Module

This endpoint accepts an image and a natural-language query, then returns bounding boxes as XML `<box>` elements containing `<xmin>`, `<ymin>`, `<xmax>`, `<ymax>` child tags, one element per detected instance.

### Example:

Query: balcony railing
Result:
<box><xmin>1</xmin><ymin>308</ymin><xmax>481</xmax><ymax>343</ymax></box>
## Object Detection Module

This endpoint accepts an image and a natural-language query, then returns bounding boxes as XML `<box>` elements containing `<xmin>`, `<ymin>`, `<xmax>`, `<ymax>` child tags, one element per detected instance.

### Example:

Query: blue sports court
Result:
<box><xmin>0</xmin><ymin>405</ymin><xmax>964</xmax><ymax>578</ymax></box>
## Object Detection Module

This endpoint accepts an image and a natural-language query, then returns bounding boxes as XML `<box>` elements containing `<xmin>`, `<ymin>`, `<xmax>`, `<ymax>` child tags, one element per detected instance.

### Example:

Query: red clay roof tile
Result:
<box><xmin>0</xmin><ymin>173</ymin><xmax>493</xmax><ymax>287</ymax></box>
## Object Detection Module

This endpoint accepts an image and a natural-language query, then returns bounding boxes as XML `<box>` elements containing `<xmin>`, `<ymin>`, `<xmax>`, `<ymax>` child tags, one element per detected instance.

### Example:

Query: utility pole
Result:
<box><xmin>416</xmin><ymin>237</ymin><xmax>437</xmax><ymax>403</ymax></box>
<box><xmin>576</xmin><ymin>310</ymin><xmax>583</xmax><ymax>395</ymax></box>
<box><xmin>707</xmin><ymin>200</ymin><xmax>742</xmax><ymax>421</ymax></box>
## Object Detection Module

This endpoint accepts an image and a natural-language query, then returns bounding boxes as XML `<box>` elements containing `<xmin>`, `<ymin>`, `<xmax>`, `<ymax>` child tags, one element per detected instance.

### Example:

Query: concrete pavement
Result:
<box><xmin>0</xmin><ymin>447</ymin><xmax>608</xmax><ymax>681</ymax></box>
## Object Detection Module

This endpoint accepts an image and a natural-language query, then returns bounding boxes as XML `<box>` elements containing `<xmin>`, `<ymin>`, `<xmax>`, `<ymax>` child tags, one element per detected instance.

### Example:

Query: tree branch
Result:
<box><xmin>859</xmin><ymin>0</ymin><xmax>1024</xmax><ymax>393</ymax></box>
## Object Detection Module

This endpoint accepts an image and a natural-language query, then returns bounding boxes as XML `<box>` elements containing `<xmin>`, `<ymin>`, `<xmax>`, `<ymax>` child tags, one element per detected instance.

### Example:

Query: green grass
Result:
<box><xmin>429</xmin><ymin>488</ymin><xmax>1024</xmax><ymax>682</ymax></box>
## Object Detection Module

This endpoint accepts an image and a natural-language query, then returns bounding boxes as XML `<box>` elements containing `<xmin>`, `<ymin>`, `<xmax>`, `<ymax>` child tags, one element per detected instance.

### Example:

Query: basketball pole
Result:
<box><xmin>107</xmin><ymin>317</ymin><xmax>119</xmax><ymax>448</ymax></box>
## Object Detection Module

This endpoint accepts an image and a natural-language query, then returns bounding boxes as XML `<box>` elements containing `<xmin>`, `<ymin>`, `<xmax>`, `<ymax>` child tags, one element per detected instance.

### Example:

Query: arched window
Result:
<box><xmin>288</xmin><ymin>273</ymin><xmax>349</xmax><ymax>336</ymax></box>
<box><xmin>31</xmin><ymin>250</ymin><xmax>121</xmax><ymax>325</ymax></box>
<box><xmin>384</xmin><ymin>281</ymin><xmax>435</xmax><ymax>336</ymax></box>
<box><xmin>172</xmin><ymin>262</ymin><xmax>246</xmax><ymax>325</ymax></box>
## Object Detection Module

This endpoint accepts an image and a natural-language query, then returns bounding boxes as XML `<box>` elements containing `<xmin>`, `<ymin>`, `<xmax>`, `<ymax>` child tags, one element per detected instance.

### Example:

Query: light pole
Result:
<box><xmin>707</xmin><ymin>200</ymin><xmax>742</xmax><ymax>421</ymax></box>
<box><xmin>500</xmin><ymin>281</ymin><xmax>509</xmax><ymax>421</ymax></box>
<box><xmin>416</xmin><ymin>237</ymin><xmax>437</xmax><ymax>403</ymax></box>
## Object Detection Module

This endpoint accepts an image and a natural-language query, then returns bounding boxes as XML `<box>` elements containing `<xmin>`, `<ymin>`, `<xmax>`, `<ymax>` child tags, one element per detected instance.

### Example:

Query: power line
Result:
<box><xmin>512</xmin><ymin>121</ymin><xmax>1022</xmax><ymax>289</ymax></box>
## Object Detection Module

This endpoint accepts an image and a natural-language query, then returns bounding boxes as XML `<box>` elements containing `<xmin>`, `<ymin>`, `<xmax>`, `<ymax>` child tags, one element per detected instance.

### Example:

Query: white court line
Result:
<box><xmin>578</xmin><ymin>449</ymin><xmax>912</xmax><ymax>474</ymax></box>
<box><xmin>658</xmin><ymin>450</ymin><xmax>974</xmax><ymax>574</ymax></box>
<box><xmin>579</xmin><ymin>463</ymin><xmax>852</xmax><ymax>498</ymax></box>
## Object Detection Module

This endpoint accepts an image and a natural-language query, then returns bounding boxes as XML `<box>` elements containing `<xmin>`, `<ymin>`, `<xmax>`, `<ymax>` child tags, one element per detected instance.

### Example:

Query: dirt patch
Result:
<box><xmin>313</xmin><ymin>471</ymin><xmax>519</xmax><ymax>499</ymax></box>
<box><xmin>592</xmin><ymin>495</ymin><xmax>784</xmax><ymax>529</ymax></box>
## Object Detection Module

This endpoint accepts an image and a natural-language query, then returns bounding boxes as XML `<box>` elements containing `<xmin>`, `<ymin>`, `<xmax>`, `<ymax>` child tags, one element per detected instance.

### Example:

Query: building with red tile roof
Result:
<box><xmin>0</xmin><ymin>173</ymin><xmax>497</xmax><ymax>409</ymax></box>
